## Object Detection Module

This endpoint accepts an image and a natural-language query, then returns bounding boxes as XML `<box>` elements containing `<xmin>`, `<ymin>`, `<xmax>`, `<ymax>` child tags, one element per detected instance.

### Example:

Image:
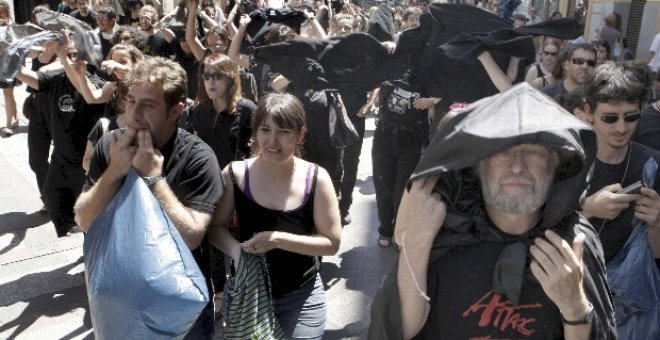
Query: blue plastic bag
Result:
<box><xmin>606</xmin><ymin>158</ymin><xmax>660</xmax><ymax>339</ymax></box>
<box><xmin>83</xmin><ymin>168</ymin><xmax>210</xmax><ymax>339</ymax></box>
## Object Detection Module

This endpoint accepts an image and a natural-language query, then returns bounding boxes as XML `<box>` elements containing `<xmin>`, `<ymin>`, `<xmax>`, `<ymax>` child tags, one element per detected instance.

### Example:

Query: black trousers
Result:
<box><xmin>27</xmin><ymin>93</ymin><xmax>51</xmax><ymax>198</ymax></box>
<box><xmin>339</xmin><ymin>116</ymin><xmax>366</xmax><ymax>213</ymax></box>
<box><xmin>303</xmin><ymin>136</ymin><xmax>342</xmax><ymax>194</ymax></box>
<box><xmin>372</xmin><ymin>123</ymin><xmax>422</xmax><ymax>238</ymax></box>
<box><xmin>42</xmin><ymin>152</ymin><xmax>86</xmax><ymax>237</ymax></box>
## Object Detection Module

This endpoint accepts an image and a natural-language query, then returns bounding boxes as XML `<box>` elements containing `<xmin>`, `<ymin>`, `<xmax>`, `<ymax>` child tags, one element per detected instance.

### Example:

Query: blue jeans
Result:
<box><xmin>274</xmin><ymin>274</ymin><xmax>326</xmax><ymax>339</ymax></box>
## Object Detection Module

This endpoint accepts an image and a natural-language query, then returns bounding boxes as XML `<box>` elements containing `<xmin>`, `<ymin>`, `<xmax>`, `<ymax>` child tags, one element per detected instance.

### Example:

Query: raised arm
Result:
<box><xmin>394</xmin><ymin>176</ymin><xmax>445</xmax><ymax>339</ymax></box>
<box><xmin>227</xmin><ymin>14</ymin><xmax>252</xmax><ymax>69</ymax></box>
<box><xmin>16</xmin><ymin>66</ymin><xmax>39</xmax><ymax>90</ymax></box>
<box><xmin>303</xmin><ymin>8</ymin><xmax>327</xmax><ymax>39</ymax></box>
<box><xmin>186</xmin><ymin>0</ymin><xmax>207</xmax><ymax>61</ymax></box>
<box><xmin>477</xmin><ymin>50</ymin><xmax>513</xmax><ymax>92</ymax></box>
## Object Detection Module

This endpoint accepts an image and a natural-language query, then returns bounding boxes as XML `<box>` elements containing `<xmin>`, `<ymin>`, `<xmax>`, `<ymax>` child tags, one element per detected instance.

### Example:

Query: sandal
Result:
<box><xmin>1</xmin><ymin>127</ymin><xmax>13</xmax><ymax>137</ymax></box>
<box><xmin>378</xmin><ymin>235</ymin><xmax>392</xmax><ymax>247</ymax></box>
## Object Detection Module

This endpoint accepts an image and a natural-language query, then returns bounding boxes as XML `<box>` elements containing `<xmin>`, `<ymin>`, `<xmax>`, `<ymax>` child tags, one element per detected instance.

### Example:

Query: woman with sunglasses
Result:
<box><xmin>524</xmin><ymin>38</ymin><xmax>561</xmax><ymax>84</ymax></box>
<box><xmin>190</xmin><ymin>54</ymin><xmax>256</xmax><ymax>168</ymax></box>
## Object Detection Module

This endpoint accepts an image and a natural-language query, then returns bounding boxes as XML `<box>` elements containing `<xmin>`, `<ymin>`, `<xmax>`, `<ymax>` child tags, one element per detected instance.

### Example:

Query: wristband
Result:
<box><xmin>561</xmin><ymin>304</ymin><xmax>595</xmax><ymax>325</ymax></box>
<box><xmin>142</xmin><ymin>174</ymin><xmax>165</xmax><ymax>187</ymax></box>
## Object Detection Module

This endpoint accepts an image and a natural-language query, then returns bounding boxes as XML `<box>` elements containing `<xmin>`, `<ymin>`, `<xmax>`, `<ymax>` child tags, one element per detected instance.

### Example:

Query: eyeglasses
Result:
<box><xmin>599</xmin><ymin>113</ymin><xmax>642</xmax><ymax>124</ymax></box>
<box><xmin>202</xmin><ymin>72</ymin><xmax>226</xmax><ymax>81</ymax></box>
<box><xmin>571</xmin><ymin>57</ymin><xmax>596</xmax><ymax>67</ymax></box>
<box><xmin>543</xmin><ymin>51</ymin><xmax>558</xmax><ymax>57</ymax></box>
<box><xmin>67</xmin><ymin>52</ymin><xmax>79</xmax><ymax>60</ymax></box>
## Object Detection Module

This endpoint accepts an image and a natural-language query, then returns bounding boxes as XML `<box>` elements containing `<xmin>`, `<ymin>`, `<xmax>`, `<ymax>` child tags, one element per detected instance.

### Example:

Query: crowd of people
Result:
<box><xmin>2</xmin><ymin>0</ymin><xmax>660</xmax><ymax>338</ymax></box>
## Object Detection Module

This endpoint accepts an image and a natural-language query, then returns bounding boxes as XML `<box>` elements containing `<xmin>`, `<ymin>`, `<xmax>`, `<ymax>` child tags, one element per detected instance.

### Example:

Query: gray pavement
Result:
<box><xmin>0</xmin><ymin>81</ymin><xmax>397</xmax><ymax>339</ymax></box>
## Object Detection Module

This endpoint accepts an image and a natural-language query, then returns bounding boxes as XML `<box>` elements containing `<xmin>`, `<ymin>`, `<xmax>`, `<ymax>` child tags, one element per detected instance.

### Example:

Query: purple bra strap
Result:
<box><xmin>243</xmin><ymin>159</ymin><xmax>254</xmax><ymax>201</ymax></box>
<box><xmin>304</xmin><ymin>163</ymin><xmax>313</xmax><ymax>196</ymax></box>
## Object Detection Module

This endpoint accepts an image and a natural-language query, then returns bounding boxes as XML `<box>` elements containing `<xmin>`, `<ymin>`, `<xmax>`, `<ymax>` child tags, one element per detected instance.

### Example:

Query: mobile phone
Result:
<box><xmin>617</xmin><ymin>181</ymin><xmax>643</xmax><ymax>195</ymax></box>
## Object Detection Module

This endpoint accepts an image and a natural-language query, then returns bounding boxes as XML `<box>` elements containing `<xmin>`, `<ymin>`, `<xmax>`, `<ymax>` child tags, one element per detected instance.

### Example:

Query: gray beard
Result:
<box><xmin>480</xmin><ymin>168</ymin><xmax>554</xmax><ymax>214</ymax></box>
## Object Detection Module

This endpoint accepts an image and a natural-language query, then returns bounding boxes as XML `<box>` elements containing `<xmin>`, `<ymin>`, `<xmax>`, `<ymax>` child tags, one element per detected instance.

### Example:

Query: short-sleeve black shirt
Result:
<box><xmin>84</xmin><ymin>128</ymin><xmax>223</xmax><ymax>214</ymax></box>
<box><xmin>587</xmin><ymin>142</ymin><xmax>660</xmax><ymax>262</ymax></box>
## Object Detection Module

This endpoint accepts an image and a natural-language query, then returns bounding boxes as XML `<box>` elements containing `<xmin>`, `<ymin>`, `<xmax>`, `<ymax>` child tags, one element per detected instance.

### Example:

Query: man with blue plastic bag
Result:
<box><xmin>74</xmin><ymin>57</ymin><xmax>224</xmax><ymax>339</ymax></box>
<box><xmin>578</xmin><ymin>61</ymin><xmax>660</xmax><ymax>339</ymax></box>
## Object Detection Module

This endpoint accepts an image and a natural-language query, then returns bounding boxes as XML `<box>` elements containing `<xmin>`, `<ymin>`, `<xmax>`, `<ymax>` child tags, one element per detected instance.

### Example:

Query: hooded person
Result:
<box><xmin>367</xmin><ymin>83</ymin><xmax>616</xmax><ymax>339</ymax></box>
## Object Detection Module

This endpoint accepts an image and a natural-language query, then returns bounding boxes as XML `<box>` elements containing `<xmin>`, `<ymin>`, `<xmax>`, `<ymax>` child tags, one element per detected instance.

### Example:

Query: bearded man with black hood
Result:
<box><xmin>368</xmin><ymin>83</ymin><xmax>615</xmax><ymax>339</ymax></box>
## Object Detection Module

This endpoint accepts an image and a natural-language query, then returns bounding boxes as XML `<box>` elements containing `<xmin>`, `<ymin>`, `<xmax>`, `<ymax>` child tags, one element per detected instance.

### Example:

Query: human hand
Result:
<box><xmin>241</xmin><ymin>231</ymin><xmax>279</xmax><ymax>254</ymax></box>
<box><xmin>239</xmin><ymin>14</ymin><xmax>251</xmax><ymax>26</ymax></box>
<box><xmin>394</xmin><ymin>175</ymin><xmax>445</xmax><ymax>247</ymax></box>
<box><xmin>131</xmin><ymin>129</ymin><xmax>164</xmax><ymax>177</ymax></box>
<box><xmin>635</xmin><ymin>187</ymin><xmax>660</xmax><ymax>227</ymax></box>
<box><xmin>55</xmin><ymin>29</ymin><xmax>71</xmax><ymax>57</ymax></box>
<box><xmin>413</xmin><ymin>97</ymin><xmax>440</xmax><ymax>110</ymax></box>
<box><xmin>303</xmin><ymin>8</ymin><xmax>315</xmax><ymax>20</ymax></box>
<box><xmin>108</xmin><ymin>128</ymin><xmax>137</xmax><ymax>178</ymax></box>
<box><xmin>581</xmin><ymin>183</ymin><xmax>638</xmax><ymax>219</ymax></box>
<box><xmin>381</xmin><ymin>41</ymin><xmax>396</xmax><ymax>54</ymax></box>
<box><xmin>530</xmin><ymin>230</ymin><xmax>591</xmax><ymax>321</ymax></box>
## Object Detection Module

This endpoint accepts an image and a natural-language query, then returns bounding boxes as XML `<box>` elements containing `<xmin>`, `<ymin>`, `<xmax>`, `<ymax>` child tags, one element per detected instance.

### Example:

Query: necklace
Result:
<box><xmin>597</xmin><ymin>143</ymin><xmax>632</xmax><ymax>235</ymax></box>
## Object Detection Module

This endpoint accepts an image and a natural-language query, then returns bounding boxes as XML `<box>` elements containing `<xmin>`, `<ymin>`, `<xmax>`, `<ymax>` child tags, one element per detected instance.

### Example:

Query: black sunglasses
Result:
<box><xmin>571</xmin><ymin>57</ymin><xmax>596</xmax><ymax>67</ymax></box>
<box><xmin>202</xmin><ymin>72</ymin><xmax>225</xmax><ymax>81</ymax></box>
<box><xmin>67</xmin><ymin>52</ymin><xmax>79</xmax><ymax>60</ymax></box>
<box><xmin>599</xmin><ymin>113</ymin><xmax>642</xmax><ymax>124</ymax></box>
<box><xmin>543</xmin><ymin>51</ymin><xmax>558</xmax><ymax>57</ymax></box>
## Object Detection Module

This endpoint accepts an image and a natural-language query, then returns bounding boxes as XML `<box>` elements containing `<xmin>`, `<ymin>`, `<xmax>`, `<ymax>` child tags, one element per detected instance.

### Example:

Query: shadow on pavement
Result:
<box><xmin>0</xmin><ymin>256</ymin><xmax>92</xmax><ymax>339</ymax></box>
<box><xmin>0</xmin><ymin>211</ymin><xmax>51</xmax><ymax>256</ymax></box>
<box><xmin>355</xmin><ymin>176</ymin><xmax>375</xmax><ymax>196</ymax></box>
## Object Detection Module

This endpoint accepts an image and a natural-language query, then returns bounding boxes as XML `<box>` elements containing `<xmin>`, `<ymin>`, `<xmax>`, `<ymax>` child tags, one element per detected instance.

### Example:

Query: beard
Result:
<box><xmin>479</xmin><ymin>166</ymin><xmax>554</xmax><ymax>214</ymax></box>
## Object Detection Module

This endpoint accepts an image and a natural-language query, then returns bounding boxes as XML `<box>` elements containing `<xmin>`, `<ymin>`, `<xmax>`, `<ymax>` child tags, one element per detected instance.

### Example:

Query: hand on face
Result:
<box><xmin>132</xmin><ymin>129</ymin><xmax>164</xmax><ymax>177</ymax></box>
<box><xmin>109</xmin><ymin>128</ymin><xmax>138</xmax><ymax>178</ymax></box>
<box><xmin>394</xmin><ymin>175</ymin><xmax>445</xmax><ymax>247</ymax></box>
<box><xmin>530</xmin><ymin>230</ymin><xmax>590</xmax><ymax>321</ymax></box>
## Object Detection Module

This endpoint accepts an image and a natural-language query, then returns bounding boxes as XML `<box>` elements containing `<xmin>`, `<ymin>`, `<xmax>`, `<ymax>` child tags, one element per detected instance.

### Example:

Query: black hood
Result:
<box><xmin>412</xmin><ymin>83</ymin><xmax>597</xmax><ymax>230</ymax></box>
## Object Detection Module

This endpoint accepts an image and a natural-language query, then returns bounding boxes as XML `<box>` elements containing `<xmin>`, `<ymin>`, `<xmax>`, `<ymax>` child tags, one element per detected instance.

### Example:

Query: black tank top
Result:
<box><xmin>229</xmin><ymin>161</ymin><xmax>321</xmax><ymax>297</ymax></box>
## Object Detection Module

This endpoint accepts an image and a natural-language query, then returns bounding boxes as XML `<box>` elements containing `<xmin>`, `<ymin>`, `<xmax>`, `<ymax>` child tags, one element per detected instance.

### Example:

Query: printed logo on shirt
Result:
<box><xmin>463</xmin><ymin>290</ymin><xmax>543</xmax><ymax>337</ymax></box>
<box><xmin>387</xmin><ymin>87</ymin><xmax>419</xmax><ymax>115</ymax></box>
<box><xmin>58</xmin><ymin>94</ymin><xmax>75</xmax><ymax>113</ymax></box>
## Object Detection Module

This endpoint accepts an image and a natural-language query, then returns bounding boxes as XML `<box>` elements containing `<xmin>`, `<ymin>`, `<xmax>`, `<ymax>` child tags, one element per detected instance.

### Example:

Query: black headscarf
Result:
<box><xmin>368</xmin><ymin>83</ymin><xmax>616</xmax><ymax>339</ymax></box>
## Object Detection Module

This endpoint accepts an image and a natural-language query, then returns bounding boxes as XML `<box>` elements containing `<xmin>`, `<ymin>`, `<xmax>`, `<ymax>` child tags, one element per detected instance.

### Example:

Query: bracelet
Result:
<box><xmin>561</xmin><ymin>304</ymin><xmax>595</xmax><ymax>325</ymax></box>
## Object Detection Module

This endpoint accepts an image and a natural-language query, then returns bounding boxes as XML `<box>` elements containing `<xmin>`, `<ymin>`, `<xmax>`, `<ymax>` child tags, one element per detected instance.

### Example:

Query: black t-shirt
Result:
<box><xmin>632</xmin><ymin>104</ymin><xmax>660</xmax><ymax>152</ymax></box>
<box><xmin>70</xmin><ymin>9</ymin><xmax>98</xmax><ymax>29</ymax></box>
<box><xmin>98</xmin><ymin>32</ymin><xmax>113</xmax><ymax>60</ymax></box>
<box><xmin>37</xmin><ymin>72</ymin><xmax>106</xmax><ymax>164</ymax></box>
<box><xmin>169</xmin><ymin>37</ymin><xmax>200</xmax><ymax>97</ymax></box>
<box><xmin>84</xmin><ymin>127</ymin><xmax>224</xmax><ymax>292</ymax></box>
<box><xmin>379</xmin><ymin>80</ymin><xmax>428</xmax><ymax>127</ymax></box>
<box><xmin>191</xmin><ymin>99</ymin><xmax>256</xmax><ymax>169</ymax></box>
<box><xmin>144</xmin><ymin>31</ymin><xmax>171</xmax><ymax>58</ymax></box>
<box><xmin>417</xmin><ymin>241</ymin><xmax>563</xmax><ymax>339</ymax></box>
<box><xmin>541</xmin><ymin>81</ymin><xmax>568</xmax><ymax>101</ymax></box>
<box><xmin>119</xmin><ymin>15</ymin><xmax>140</xmax><ymax>28</ymax></box>
<box><xmin>85</xmin><ymin>127</ymin><xmax>223</xmax><ymax>214</ymax></box>
<box><xmin>587</xmin><ymin>142</ymin><xmax>660</xmax><ymax>262</ymax></box>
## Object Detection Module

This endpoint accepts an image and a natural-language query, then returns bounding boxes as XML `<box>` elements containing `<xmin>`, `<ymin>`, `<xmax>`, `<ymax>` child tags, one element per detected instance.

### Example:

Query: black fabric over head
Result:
<box><xmin>367</xmin><ymin>84</ymin><xmax>615</xmax><ymax>339</ymax></box>
<box><xmin>36</xmin><ymin>10</ymin><xmax>103</xmax><ymax>67</ymax></box>
<box><xmin>240</xmin><ymin>8</ymin><xmax>306</xmax><ymax>53</ymax></box>
<box><xmin>365</xmin><ymin>4</ymin><xmax>395</xmax><ymax>42</ymax></box>
<box><xmin>253</xmin><ymin>32</ymin><xmax>404</xmax><ymax>92</ymax></box>
<box><xmin>0</xmin><ymin>30</ymin><xmax>61</xmax><ymax>83</ymax></box>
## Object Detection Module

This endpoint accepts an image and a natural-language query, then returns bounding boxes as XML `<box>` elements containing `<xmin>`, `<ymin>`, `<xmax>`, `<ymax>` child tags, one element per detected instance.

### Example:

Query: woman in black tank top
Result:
<box><xmin>209</xmin><ymin>93</ymin><xmax>342</xmax><ymax>339</ymax></box>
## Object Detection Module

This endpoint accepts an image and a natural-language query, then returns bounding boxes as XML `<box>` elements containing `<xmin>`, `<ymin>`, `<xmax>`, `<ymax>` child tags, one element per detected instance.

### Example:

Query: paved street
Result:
<box><xmin>0</xmin><ymin>81</ymin><xmax>397</xmax><ymax>339</ymax></box>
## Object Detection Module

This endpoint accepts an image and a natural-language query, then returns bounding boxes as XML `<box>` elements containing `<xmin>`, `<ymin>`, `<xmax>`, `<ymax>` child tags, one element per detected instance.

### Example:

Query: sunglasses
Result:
<box><xmin>543</xmin><ymin>51</ymin><xmax>558</xmax><ymax>57</ymax></box>
<box><xmin>599</xmin><ymin>113</ymin><xmax>642</xmax><ymax>124</ymax></box>
<box><xmin>571</xmin><ymin>57</ymin><xmax>596</xmax><ymax>67</ymax></box>
<box><xmin>202</xmin><ymin>72</ymin><xmax>226</xmax><ymax>81</ymax></box>
<box><xmin>67</xmin><ymin>52</ymin><xmax>79</xmax><ymax>60</ymax></box>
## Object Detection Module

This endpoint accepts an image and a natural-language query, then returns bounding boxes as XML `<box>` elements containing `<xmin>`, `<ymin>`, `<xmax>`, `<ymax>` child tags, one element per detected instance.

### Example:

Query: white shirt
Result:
<box><xmin>649</xmin><ymin>33</ymin><xmax>660</xmax><ymax>72</ymax></box>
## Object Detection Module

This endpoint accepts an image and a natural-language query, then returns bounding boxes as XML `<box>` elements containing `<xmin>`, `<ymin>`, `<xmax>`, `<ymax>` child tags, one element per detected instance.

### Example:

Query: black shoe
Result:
<box><xmin>341</xmin><ymin>211</ymin><xmax>352</xmax><ymax>226</ymax></box>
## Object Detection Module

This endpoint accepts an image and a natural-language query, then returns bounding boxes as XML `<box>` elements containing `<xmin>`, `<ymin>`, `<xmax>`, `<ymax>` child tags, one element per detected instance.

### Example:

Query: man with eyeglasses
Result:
<box><xmin>579</xmin><ymin>61</ymin><xmax>660</xmax><ymax>270</ymax></box>
<box><xmin>138</xmin><ymin>4</ymin><xmax>171</xmax><ymax>57</ymax></box>
<box><xmin>543</xmin><ymin>43</ymin><xmax>596</xmax><ymax>100</ymax></box>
